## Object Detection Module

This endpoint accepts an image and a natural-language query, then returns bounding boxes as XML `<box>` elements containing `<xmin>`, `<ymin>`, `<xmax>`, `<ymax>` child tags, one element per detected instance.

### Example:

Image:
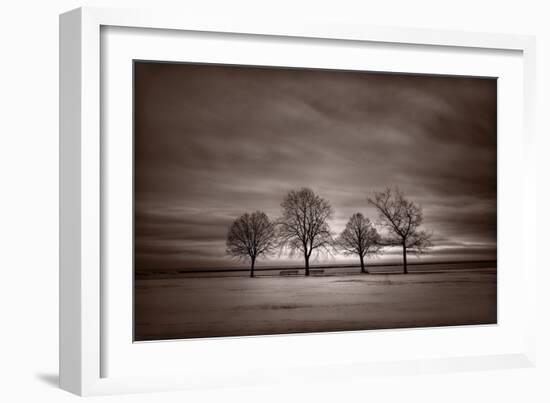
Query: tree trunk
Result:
<box><xmin>402</xmin><ymin>243</ymin><xmax>408</xmax><ymax>274</ymax></box>
<box><xmin>304</xmin><ymin>253</ymin><xmax>310</xmax><ymax>276</ymax></box>
<box><xmin>250</xmin><ymin>256</ymin><xmax>255</xmax><ymax>278</ymax></box>
<box><xmin>360</xmin><ymin>255</ymin><xmax>366</xmax><ymax>273</ymax></box>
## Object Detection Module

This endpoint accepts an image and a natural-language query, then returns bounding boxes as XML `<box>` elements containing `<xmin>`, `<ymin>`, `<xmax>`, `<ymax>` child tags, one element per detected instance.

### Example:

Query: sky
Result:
<box><xmin>134</xmin><ymin>61</ymin><xmax>497</xmax><ymax>270</ymax></box>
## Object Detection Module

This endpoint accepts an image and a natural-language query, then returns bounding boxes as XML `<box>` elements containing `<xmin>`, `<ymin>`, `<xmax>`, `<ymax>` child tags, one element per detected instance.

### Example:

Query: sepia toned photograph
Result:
<box><xmin>133</xmin><ymin>61</ymin><xmax>497</xmax><ymax>342</ymax></box>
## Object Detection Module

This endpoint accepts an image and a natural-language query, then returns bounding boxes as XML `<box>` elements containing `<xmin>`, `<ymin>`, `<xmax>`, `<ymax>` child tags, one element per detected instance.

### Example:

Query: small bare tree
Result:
<box><xmin>368</xmin><ymin>188</ymin><xmax>432</xmax><ymax>274</ymax></box>
<box><xmin>336</xmin><ymin>213</ymin><xmax>382</xmax><ymax>273</ymax></box>
<box><xmin>226</xmin><ymin>211</ymin><xmax>278</xmax><ymax>277</ymax></box>
<box><xmin>279</xmin><ymin>188</ymin><xmax>333</xmax><ymax>276</ymax></box>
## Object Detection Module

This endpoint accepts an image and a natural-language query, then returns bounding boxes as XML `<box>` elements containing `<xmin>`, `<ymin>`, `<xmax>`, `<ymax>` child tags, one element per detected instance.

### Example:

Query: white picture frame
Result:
<box><xmin>59</xmin><ymin>6</ymin><xmax>537</xmax><ymax>396</ymax></box>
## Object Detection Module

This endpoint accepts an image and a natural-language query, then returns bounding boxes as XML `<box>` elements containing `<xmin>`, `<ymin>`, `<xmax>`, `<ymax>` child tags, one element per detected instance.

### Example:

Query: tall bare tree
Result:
<box><xmin>368</xmin><ymin>188</ymin><xmax>432</xmax><ymax>274</ymax></box>
<box><xmin>279</xmin><ymin>188</ymin><xmax>333</xmax><ymax>276</ymax></box>
<box><xmin>336</xmin><ymin>213</ymin><xmax>382</xmax><ymax>273</ymax></box>
<box><xmin>226</xmin><ymin>211</ymin><xmax>278</xmax><ymax>277</ymax></box>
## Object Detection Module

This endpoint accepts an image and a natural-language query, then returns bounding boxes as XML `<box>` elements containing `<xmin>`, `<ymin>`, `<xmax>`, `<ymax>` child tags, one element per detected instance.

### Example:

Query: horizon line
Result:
<box><xmin>136</xmin><ymin>258</ymin><xmax>497</xmax><ymax>274</ymax></box>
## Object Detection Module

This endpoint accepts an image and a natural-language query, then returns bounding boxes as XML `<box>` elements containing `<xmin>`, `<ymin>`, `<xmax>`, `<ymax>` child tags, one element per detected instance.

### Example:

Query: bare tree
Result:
<box><xmin>368</xmin><ymin>188</ymin><xmax>432</xmax><ymax>274</ymax></box>
<box><xmin>279</xmin><ymin>188</ymin><xmax>333</xmax><ymax>276</ymax></box>
<box><xmin>226</xmin><ymin>211</ymin><xmax>278</xmax><ymax>277</ymax></box>
<box><xmin>336</xmin><ymin>213</ymin><xmax>382</xmax><ymax>273</ymax></box>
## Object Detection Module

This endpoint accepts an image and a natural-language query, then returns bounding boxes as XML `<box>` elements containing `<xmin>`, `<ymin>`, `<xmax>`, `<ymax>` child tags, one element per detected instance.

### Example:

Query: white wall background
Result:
<box><xmin>0</xmin><ymin>0</ymin><xmax>548</xmax><ymax>402</ymax></box>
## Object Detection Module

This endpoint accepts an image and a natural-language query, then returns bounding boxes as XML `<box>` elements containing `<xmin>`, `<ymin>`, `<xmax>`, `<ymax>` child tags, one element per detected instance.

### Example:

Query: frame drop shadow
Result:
<box><xmin>35</xmin><ymin>373</ymin><xmax>59</xmax><ymax>388</ymax></box>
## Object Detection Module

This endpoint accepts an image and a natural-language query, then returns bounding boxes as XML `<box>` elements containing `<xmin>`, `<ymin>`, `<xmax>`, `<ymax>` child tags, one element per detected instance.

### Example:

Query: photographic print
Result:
<box><xmin>134</xmin><ymin>61</ymin><xmax>497</xmax><ymax>341</ymax></box>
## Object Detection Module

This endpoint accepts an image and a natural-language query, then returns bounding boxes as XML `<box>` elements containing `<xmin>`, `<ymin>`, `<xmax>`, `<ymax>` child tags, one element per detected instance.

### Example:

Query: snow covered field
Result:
<box><xmin>134</xmin><ymin>265</ymin><xmax>496</xmax><ymax>341</ymax></box>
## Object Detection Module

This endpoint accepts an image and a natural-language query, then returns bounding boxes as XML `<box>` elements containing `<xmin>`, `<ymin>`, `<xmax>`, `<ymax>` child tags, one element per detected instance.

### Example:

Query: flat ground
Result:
<box><xmin>134</xmin><ymin>265</ymin><xmax>496</xmax><ymax>341</ymax></box>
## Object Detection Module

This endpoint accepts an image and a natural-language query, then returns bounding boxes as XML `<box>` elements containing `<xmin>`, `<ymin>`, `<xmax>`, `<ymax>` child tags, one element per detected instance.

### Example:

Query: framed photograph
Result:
<box><xmin>60</xmin><ymin>7</ymin><xmax>537</xmax><ymax>396</ymax></box>
<box><xmin>133</xmin><ymin>61</ymin><xmax>500</xmax><ymax>342</ymax></box>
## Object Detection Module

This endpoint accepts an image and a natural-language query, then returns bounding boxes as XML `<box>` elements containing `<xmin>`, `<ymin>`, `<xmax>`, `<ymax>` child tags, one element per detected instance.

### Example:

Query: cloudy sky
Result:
<box><xmin>134</xmin><ymin>61</ymin><xmax>497</xmax><ymax>270</ymax></box>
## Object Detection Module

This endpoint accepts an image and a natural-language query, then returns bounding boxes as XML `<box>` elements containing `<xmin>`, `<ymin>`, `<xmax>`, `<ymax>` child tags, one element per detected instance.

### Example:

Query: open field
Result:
<box><xmin>134</xmin><ymin>262</ymin><xmax>496</xmax><ymax>341</ymax></box>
